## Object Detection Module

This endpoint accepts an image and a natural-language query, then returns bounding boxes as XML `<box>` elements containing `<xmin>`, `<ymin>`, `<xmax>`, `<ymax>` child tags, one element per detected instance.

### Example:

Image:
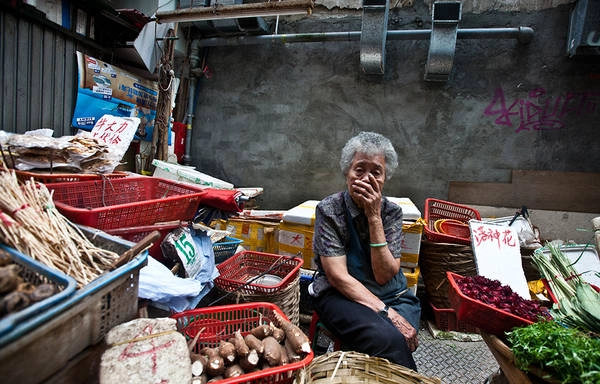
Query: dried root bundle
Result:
<box><xmin>0</xmin><ymin>170</ymin><xmax>119</xmax><ymax>287</ymax></box>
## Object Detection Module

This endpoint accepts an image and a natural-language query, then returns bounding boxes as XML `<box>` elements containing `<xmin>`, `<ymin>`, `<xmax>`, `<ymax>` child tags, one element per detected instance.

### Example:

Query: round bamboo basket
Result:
<box><xmin>418</xmin><ymin>240</ymin><xmax>477</xmax><ymax>308</ymax></box>
<box><xmin>297</xmin><ymin>351</ymin><xmax>442</xmax><ymax>384</ymax></box>
<box><xmin>215</xmin><ymin>274</ymin><xmax>301</xmax><ymax>325</ymax></box>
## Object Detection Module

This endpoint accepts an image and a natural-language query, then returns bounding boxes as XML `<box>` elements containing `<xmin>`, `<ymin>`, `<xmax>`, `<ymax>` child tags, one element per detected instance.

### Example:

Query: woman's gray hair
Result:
<box><xmin>340</xmin><ymin>131</ymin><xmax>398</xmax><ymax>180</ymax></box>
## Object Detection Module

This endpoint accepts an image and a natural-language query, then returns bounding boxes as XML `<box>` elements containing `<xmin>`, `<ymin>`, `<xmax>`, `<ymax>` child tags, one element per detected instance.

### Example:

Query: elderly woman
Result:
<box><xmin>309</xmin><ymin>131</ymin><xmax>420</xmax><ymax>370</ymax></box>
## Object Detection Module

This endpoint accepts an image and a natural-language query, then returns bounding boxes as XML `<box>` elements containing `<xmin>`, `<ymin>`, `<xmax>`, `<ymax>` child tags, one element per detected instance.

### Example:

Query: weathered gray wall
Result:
<box><xmin>187</xmin><ymin>2</ymin><xmax>600</xmax><ymax>213</ymax></box>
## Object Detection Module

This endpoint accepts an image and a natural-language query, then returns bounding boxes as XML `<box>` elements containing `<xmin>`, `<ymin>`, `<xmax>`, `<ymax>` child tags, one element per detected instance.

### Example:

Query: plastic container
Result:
<box><xmin>429</xmin><ymin>302</ymin><xmax>478</xmax><ymax>333</ymax></box>
<box><xmin>424</xmin><ymin>198</ymin><xmax>481</xmax><ymax>245</ymax></box>
<box><xmin>47</xmin><ymin>176</ymin><xmax>206</xmax><ymax>230</ymax></box>
<box><xmin>215</xmin><ymin>251</ymin><xmax>303</xmax><ymax>295</ymax></box>
<box><xmin>0</xmin><ymin>245</ymin><xmax>77</xmax><ymax>337</ymax></box>
<box><xmin>171</xmin><ymin>302</ymin><xmax>314</xmax><ymax>384</ymax></box>
<box><xmin>213</xmin><ymin>236</ymin><xmax>243</xmax><ymax>264</ymax></box>
<box><xmin>446</xmin><ymin>271</ymin><xmax>533</xmax><ymax>336</ymax></box>
<box><xmin>0</xmin><ymin>226</ymin><xmax>148</xmax><ymax>383</ymax></box>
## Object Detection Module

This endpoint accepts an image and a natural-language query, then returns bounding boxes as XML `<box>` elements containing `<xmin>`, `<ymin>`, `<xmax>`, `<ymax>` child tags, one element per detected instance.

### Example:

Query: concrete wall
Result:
<box><xmin>187</xmin><ymin>2</ymin><xmax>600</xmax><ymax>214</ymax></box>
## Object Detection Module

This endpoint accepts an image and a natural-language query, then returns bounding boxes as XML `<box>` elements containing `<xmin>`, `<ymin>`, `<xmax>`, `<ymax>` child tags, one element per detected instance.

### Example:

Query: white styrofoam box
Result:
<box><xmin>177</xmin><ymin>168</ymin><xmax>234</xmax><ymax>190</ymax></box>
<box><xmin>152</xmin><ymin>159</ymin><xmax>195</xmax><ymax>181</ymax></box>
<box><xmin>283</xmin><ymin>200</ymin><xmax>320</xmax><ymax>225</ymax></box>
<box><xmin>283</xmin><ymin>197</ymin><xmax>421</xmax><ymax>225</ymax></box>
<box><xmin>539</xmin><ymin>244</ymin><xmax>600</xmax><ymax>288</ymax></box>
<box><xmin>387</xmin><ymin>197</ymin><xmax>422</xmax><ymax>221</ymax></box>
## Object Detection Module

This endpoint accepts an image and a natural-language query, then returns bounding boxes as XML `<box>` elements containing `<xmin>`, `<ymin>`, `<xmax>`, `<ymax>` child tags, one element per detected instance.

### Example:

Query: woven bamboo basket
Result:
<box><xmin>297</xmin><ymin>351</ymin><xmax>442</xmax><ymax>384</ymax></box>
<box><xmin>418</xmin><ymin>240</ymin><xmax>477</xmax><ymax>308</ymax></box>
<box><xmin>216</xmin><ymin>273</ymin><xmax>301</xmax><ymax>326</ymax></box>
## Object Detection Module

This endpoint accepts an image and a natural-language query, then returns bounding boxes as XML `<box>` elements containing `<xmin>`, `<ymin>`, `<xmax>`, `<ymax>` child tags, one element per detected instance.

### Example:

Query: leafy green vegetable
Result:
<box><xmin>532</xmin><ymin>243</ymin><xmax>600</xmax><ymax>334</ymax></box>
<box><xmin>507</xmin><ymin>321</ymin><xmax>600</xmax><ymax>383</ymax></box>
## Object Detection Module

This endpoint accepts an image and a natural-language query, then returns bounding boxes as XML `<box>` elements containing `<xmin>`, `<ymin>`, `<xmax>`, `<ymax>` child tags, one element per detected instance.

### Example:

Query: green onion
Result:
<box><xmin>532</xmin><ymin>243</ymin><xmax>600</xmax><ymax>334</ymax></box>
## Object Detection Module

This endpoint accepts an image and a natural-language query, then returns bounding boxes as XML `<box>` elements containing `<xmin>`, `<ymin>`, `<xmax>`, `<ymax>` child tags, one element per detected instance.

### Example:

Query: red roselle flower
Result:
<box><xmin>456</xmin><ymin>275</ymin><xmax>551</xmax><ymax>322</ymax></box>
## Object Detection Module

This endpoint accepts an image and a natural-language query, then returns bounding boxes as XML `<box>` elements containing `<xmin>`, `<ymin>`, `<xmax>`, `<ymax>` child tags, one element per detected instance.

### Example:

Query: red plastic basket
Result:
<box><xmin>424</xmin><ymin>198</ymin><xmax>481</xmax><ymax>245</ymax></box>
<box><xmin>47</xmin><ymin>176</ymin><xmax>206</xmax><ymax>230</ymax></box>
<box><xmin>429</xmin><ymin>302</ymin><xmax>479</xmax><ymax>334</ymax></box>
<box><xmin>215</xmin><ymin>251</ymin><xmax>303</xmax><ymax>295</ymax></box>
<box><xmin>171</xmin><ymin>302</ymin><xmax>314</xmax><ymax>384</ymax></box>
<box><xmin>105</xmin><ymin>221</ymin><xmax>188</xmax><ymax>263</ymax></box>
<box><xmin>15</xmin><ymin>170</ymin><xmax>130</xmax><ymax>184</ymax></box>
<box><xmin>446</xmin><ymin>271</ymin><xmax>534</xmax><ymax>337</ymax></box>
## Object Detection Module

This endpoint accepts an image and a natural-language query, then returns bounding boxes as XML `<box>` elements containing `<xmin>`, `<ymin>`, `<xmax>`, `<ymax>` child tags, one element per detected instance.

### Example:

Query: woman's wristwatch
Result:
<box><xmin>378</xmin><ymin>305</ymin><xmax>389</xmax><ymax>318</ymax></box>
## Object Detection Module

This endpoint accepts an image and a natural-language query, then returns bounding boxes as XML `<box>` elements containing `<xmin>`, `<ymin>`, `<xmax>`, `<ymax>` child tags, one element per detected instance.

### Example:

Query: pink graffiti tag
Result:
<box><xmin>484</xmin><ymin>87</ymin><xmax>600</xmax><ymax>132</ymax></box>
<box><xmin>472</xmin><ymin>225</ymin><xmax>517</xmax><ymax>250</ymax></box>
<box><xmin>118</xmin><ymin>324</ymin><xmax>176</xmax><ymax>380</ymax></box>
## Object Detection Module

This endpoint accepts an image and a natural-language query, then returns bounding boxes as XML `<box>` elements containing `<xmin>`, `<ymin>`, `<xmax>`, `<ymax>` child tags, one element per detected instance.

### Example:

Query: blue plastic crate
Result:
<box><xmin>213</xmin><ymin>236</ymin><xmax>243</xmax><ymax>264</ymax></box>
<box><xmin>0</xmin><ymin>245</ymin><xmax>77</xmax><ymax>337</ymax></box>
<box><xmin>0</xmin><ymin>225</ymin><xmax>148</xmax><ymax>348</ymax></box>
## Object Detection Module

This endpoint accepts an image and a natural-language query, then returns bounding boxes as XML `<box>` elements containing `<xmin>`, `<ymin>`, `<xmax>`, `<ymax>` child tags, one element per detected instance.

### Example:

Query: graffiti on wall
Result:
<box><xmin>483</xmin><ymin>87</ymin><xmax>600</xmax><ymax>132</ymax></box>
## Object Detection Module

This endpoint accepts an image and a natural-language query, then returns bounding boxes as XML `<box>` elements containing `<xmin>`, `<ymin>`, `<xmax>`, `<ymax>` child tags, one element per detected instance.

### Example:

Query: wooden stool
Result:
<box><xmin>308</xmin><ymin>311</ymin><xmax>342</xmax><ymax>352</ymax></box>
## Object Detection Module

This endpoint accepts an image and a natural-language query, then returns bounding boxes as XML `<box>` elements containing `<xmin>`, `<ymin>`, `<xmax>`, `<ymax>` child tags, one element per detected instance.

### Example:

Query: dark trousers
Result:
<box><xmin>312</xmin><ymin>288</ymin><xmax>418</xmax><ymax>371</ymax></box>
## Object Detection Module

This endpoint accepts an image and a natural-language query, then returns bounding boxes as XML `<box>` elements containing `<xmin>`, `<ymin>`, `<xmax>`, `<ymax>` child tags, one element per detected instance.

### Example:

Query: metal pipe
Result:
<box><xmin>196</xmin><ymin>26</ymin><xmax>534</xmax><ymax>47</ymax></box>
<box><xmin>183</xmin><ymin>40</ymin><xmax>202</xmax><ymax>165</ymax></box>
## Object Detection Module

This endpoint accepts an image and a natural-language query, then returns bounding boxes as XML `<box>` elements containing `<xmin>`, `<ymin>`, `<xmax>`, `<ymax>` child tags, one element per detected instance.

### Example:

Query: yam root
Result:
<box><xmin>191</xmin><ymin>375</ymin><xmax>207</xmax><ymax>384</ymax></box>
<box><xmin>29</xmin><ymin>283</ymin><xmax>56</xmax><ymax>302</ymax></box>
<box><xmin>244</xmin><ymin>333</ymin><xmax>264</xmax><ymax>354</ymax></box>
<box><xmin>201</xmin><ymin>347</ymin><xmax>225</xmax><ymax>377</ymax></box>
<box><xmin>16</xmin><ymin>282</ymin><xmax>36</xmax><ymax>295</ymax></box>
<box><xmin>274</xmin><ymin>311</ymin><xmax>311</xmax><ymax>354</ymax></box>
<box><xmin>231</xmin><ymin>329</ymin><xmax>250</xmax><ymax>357</ymax></box>
<box><xmin>270</xmin><ymin>322</ymin><xmax>285</xmax><ymax>343</ymax></box>
<box><xmin>191</xmin><ymin>353</ymin><xmax>208</xmax><ymax>377</ymax></box>
<box><xmin>279</xmin><ymin>343</ymin><xmax>289</xmax><ymax>365</ymax></box>
<box><xmin>284</xmin><ymin>337</ymin><xmax>302</xmax><ymax>363</ymax></box>
<box><xmin>224</xmin><ymin>364</ymin><xmax>244</xmax><ymax>378</ymax></box>
<box><xmin>239</xmin><ymin>349</ymin><xmax>260</xmax><ymax>372</ymax></box>
<box><xmin>218</xmin><ymin>340</ymin><xmax>237</xmax><ymax>364</ymax></box>
<box><xmin>1</xmin><ymin>291</ymin><xmax>30</xmax><ymax>314</ymax></box>
<box><xmin>0</xmin><ymin>264</ymin><xmax>21</xmax><ymax>294</ymax></box>
<box><xmin>250</xmin><ymin>323</ymin><xmax>272</xmax><ymax>339</ymax></box>
<box><xmin>262</xmin><ymin>336</ymin><xmax>282</xmax><ymax>366</ymax></box>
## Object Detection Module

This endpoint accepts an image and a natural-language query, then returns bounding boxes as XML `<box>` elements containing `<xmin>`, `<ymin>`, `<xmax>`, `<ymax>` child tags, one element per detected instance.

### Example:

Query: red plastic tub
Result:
<box><xmin>424</xmin><ymin>198</ymin><xmax>481</xmax><ymax>245</ymax></box>
<box><xmin>171</xmin><ymin>302</ymin><xmax>313</xmax><ymax>384</ymax></box>
<box><xmin>447</xmin><ymin>271</ymin><xmax>534</xmax><ymax>337</ymax></box>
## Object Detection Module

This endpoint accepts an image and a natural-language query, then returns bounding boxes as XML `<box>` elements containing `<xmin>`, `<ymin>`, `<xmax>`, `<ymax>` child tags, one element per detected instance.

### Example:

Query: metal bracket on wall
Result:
<box><xmin>424</xmin><ymin>1</ymin><xmax>462</xmax><ymax>82</ymax></box>
<box><xmin>360</xmin><ymin>0</ymin><xmax>390</xmax><ymax>75</ymax></box>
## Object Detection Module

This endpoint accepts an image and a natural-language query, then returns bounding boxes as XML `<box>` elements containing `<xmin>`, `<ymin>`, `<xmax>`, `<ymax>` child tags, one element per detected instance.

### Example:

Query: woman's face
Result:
<box><xmin>346</xmin><ymin>151</ymin><xmax>386</xmax><ymax>206</ymax></box>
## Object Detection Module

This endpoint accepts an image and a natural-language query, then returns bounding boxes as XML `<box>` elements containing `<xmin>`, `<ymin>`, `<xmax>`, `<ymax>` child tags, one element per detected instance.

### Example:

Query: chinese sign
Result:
<box><xmin>469</xmin><ymin>220</ymin><xmax>531</xmax><ymax>299</ymax></box>
<box><xmin>90</xmin><ymin>115</ymin><xmax>139</xmax><ymax>160</ymax></box>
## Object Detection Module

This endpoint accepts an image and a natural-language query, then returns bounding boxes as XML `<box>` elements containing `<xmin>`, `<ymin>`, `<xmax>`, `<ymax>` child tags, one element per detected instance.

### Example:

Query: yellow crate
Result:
<box><xmin>212</xmin><ymin>218</ymin><xmax>279</xmax><ymax>254</ymax></box>
<box><xmin>278</xmin><ymin>221</ymin><xmax>315</xmax><ymax>269</ymax></box>
<box><xmin>402</xmin><ymin>266</ymin><xmax>420</xmax><ymax>287</ymax></box>
<box><xmin>400</xmin><ymin>219</ymin><xmax>425</xmax><ymax>268</ymax></box>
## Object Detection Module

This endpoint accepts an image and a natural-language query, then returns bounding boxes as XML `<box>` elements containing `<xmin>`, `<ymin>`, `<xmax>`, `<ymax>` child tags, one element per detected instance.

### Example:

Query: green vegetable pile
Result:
<box><xmin>532</xmin><ymin>243</ymin><xmax>600</xmax><ymax>334</ymax></box>
<box><xmin>507</xmin><ymin>320</ymin><xmax>600</xmax><ymax>383</ymax></box>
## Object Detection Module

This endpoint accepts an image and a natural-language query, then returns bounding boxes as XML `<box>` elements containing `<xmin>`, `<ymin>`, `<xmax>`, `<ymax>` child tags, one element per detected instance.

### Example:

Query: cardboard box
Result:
<box><xmin>278</xmin><ymin>221</ymin><xmax>315</xmax><ymax>269</ymax></box>
<box><xmin>400</xmin><ymin>219</ymin><xmax>425</xmax><ymax>268</ymax></box>
<box><xmin>212</xmin><ymin>218</ymin><xmax>279</xmax><ymax>253</ymax></box>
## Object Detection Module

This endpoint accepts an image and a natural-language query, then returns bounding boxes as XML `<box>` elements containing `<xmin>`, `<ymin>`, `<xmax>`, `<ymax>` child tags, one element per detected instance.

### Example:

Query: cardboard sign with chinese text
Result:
<box><xmin>469</xmin><ymin>219</ymin><xmax>531</xmax><ymax>299</ymax></box>
<box><xmin>90</xmin><ymin>114</ymin><xmax>139</xmax><ymax>165</ymax></box>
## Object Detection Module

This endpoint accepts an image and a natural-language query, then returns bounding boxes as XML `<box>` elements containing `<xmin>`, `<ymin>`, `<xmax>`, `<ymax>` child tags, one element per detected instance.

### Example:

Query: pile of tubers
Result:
<box><xmin>189</xmin><ymin>311</ymin><xmax>311</xmax><ymax>383</ymax></box>
<box><xmin>0</xmin><ymin>252</ymin><xmax>56</xmax><ymax>317</ymax></box>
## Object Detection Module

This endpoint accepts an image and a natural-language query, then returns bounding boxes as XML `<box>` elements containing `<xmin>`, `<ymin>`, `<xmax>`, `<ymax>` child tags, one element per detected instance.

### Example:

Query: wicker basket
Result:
<box><xmin>298</xmin><ymin>351</ymin><xmax>442</xmax><ymax>384</ymax></box>
<box><xmin>215</xmin><ymin>273</ymin><xmax>301</xmax><ymax>326</ymax></box>
<box><xmin>418</xmin><ymin>240</ymin><xmax>477</xmax><ymax>308</ymax></box>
